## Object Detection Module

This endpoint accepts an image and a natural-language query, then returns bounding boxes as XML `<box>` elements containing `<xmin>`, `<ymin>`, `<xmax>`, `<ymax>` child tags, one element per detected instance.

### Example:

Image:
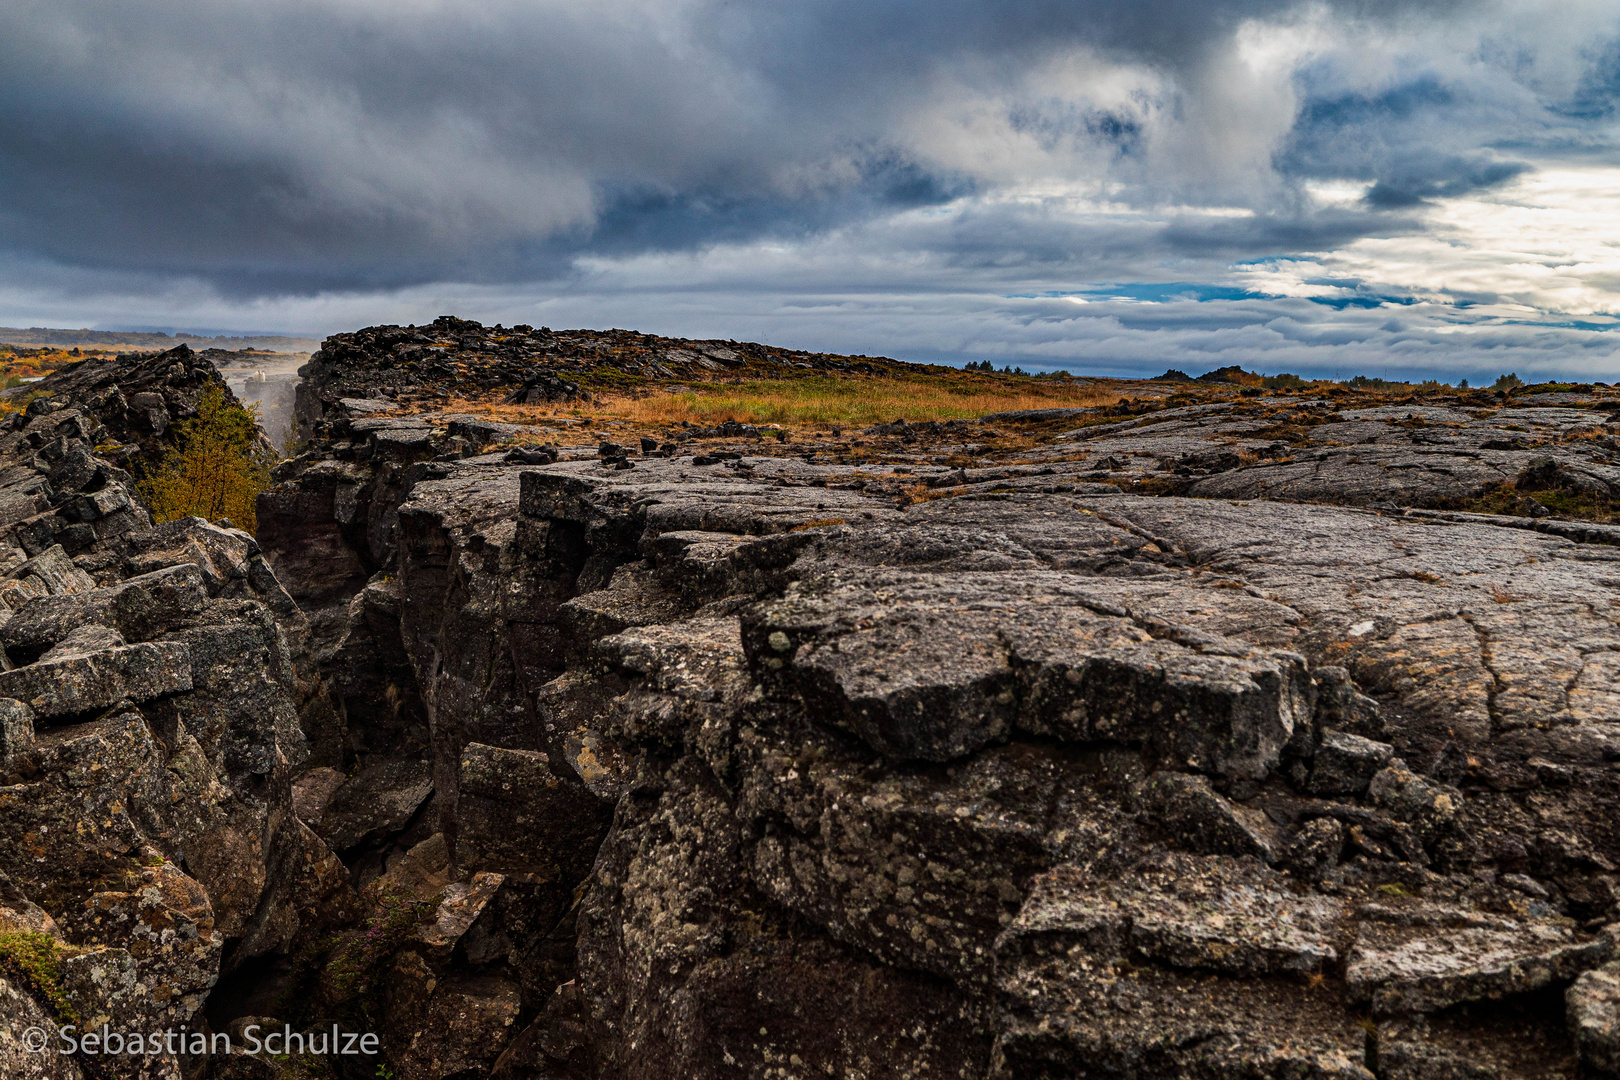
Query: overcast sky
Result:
<box><xmin>2</xmin><ymin>0</ymin><xmax>1618</xmax><ymax>379</ymax></box>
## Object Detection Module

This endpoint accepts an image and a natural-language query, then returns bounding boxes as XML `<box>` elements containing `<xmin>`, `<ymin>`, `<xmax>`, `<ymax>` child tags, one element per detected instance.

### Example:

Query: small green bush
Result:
<box><xmin>138</xmin><ymin>385</ymin><xmax>271</xmax><ymax>531</ymax></box>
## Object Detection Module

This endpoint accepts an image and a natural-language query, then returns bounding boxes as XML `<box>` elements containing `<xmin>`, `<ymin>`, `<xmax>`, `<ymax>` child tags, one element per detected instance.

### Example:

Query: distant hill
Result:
<box><xmin>0</xmin><ymin>325</ymin><xmax>320</xmax><ymax>352</ymax></box>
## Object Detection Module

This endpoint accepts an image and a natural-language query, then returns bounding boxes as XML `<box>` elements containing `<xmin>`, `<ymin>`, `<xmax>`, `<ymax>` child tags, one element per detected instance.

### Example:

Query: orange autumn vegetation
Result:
<box><xmin>441</xmin><ymin>372</ymin><xmax>1120</xmax><ymax>430</ymax></box>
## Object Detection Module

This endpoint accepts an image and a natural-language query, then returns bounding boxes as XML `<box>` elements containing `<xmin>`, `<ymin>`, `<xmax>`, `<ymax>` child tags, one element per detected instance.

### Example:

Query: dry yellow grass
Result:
<box><xmin>442</xmin><ymin>374</ymin><xmax>1121</xmax><ymax>430</ymax></box>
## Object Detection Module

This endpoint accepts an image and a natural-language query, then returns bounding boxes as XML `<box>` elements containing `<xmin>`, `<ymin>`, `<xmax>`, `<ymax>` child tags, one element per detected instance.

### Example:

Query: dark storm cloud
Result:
<box><xmin>1161</xmin><ymin>207</ymin><xmax>1423</xmax><ymax>255</ymax></box>
<box><xmin>0</xmin><ymin>0</ymin><xmax>1499</xmax><ymax>294</ymax></box>
<box><xmin>1277</xmin><ymin>74</ymin><xmax>1540</xmax><ymax>208</ymax></box>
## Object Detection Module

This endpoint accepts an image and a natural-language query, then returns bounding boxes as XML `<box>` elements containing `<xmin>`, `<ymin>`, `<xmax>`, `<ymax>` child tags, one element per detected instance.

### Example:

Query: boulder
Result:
<box><xmin>317</xmin><ymin>758</ymin><xmax>433</xmax><ymax>853</ymax></box>
<box><xmin>454</xmin><ymin>742</ymin><xmax>611</xmax><ymax>880</ymax></box>
<box><xmin>1570</xmin><ymin>960</ymin><xmax>1620</xmax><ymax>1076</ymax></box>
<box><xmin>0</xmin><ymin>699</ymin><xmax>34</xmax><ymax>768</ymax></box>
<box><xmin>1286</xmin><ymin>817</ymin><xmax>1348</xmax><ymax>879</ymax></box>
<box><xmin>59</xmin><ymin>860</ymin><xmax>223</xmax><ymax>1028</ymax></box>
<box><xmin>0</xmin><ymin>974</ymin><xmax>87</xmax><ymax>1079</ymax></box>
<box><xmin>415</xmin><ymin>872</ymin><xmax>505</xmax><ymax>962</ymax></box>
<box><xmin>1133</xmin><ymin>771</ymin><xmax>1281</xmax><ymax>861</ymax></box>
<box><xmin>1</xmin><ymin>564</ymin><xmax>206</xmax><ymax>661</ymax></box>
<box><xmin>746</xmin><ymin>740</ymin><xmax>1111</xmax><ymax>983</ymax></box>
<box><xmin>1308</xmin><ymin>730</ymin><xmax>1396</xmax><ymax>795</ymax></box>
<box><xmin>392</xmin><ymin>974</ymin><xmax>521</xmax><ymax>1080</ymax></box>
<box><xmin>291</xmin><ymin>766</ymin><xmax>347</xmax><ymax>826</ymax></box>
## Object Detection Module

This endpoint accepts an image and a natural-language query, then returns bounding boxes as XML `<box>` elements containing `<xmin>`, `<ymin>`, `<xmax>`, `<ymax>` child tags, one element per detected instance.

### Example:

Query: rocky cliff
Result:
<box><xmin>8</xmin><ymin>326</ymin><xmax>1620</xmax><ymax>1079</ymax></box>
<box><xmin>0</xmin><ymin>345</ymin><xmax>348</xmax><ymax>1080</ymax></box>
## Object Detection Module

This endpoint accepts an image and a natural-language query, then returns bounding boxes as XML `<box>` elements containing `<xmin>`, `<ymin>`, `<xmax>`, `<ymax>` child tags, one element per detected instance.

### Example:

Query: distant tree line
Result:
<box><xmin>963</xmin><ymin>359</ymin><xmax>1033</xmax><ymax>376</ymax></box>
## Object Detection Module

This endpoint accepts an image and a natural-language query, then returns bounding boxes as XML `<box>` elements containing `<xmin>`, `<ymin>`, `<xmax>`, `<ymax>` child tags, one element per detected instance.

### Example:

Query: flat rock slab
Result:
<box><xmin>1005</xmin><ymin>854</ymin><xmax>1343</xmax><ymax>978</ymax></box>
<box><xmin>995</xmin><ymin>854</ymin><xmax>1365</xmax><ymax>1080</ymax></box>
<box><xmin>1</xmin><ymin>563</ymin><xmax>206</xmax><ymax>660</ymax></box>
<box><xmin>993</xmin><ymin>964</ymin><xmax>1375</xmax><ymax>1080</ymax></box>
<box><xmin>1308</xmin><ymin>420</ymin><xmax>1396</xmax><ymax>444</ymax></box>
<box><xmin>1338</xmin><ymin>405</ymin><xmax>1484</xmax><ymax>423</ymax></box>
<box><xmin>6</xmin><ymin>544</ymin><xmax>95</xmax><ymax>596</ymax></box>
<box><xmin>559</xmin><ymin>563</ymin><xmax>692</xmax><ymax>641</ymax></box>
<box><xmin>517</xmin><ymin>461</ymin><xmax>902</xmax><ymax>543</ymax></box>
<box><xmin>1347</xmin><ymin>902</ymin><xmax>1618</xmax><ymax>1015</ymax></box>
<box><xmin>594</xmin><ymin>615</ymin><xmax>749</xmax><ymax>703</ymax></box>
<box><xmin>809</xmin><ymin>494</ymin><xmax>1157</xmax><ymax>573</ymax></box>
<box><xmin>1189</xmin><ymin>446</ymin><xmax>1528</xmax><ymax>506</ymax></box>
<box><xmin>338</xmin><ymin>397</ymin><xmax>395</xmax><ymax>414</ymax></box>
<box><xmin>0</xmin><ymin>640</ymin><xmax>191</xmax><ymax>719</ymax></box>
<box><xmin>745</xmin><ymin>569</ymin><xmax>1311</xmax><ymax>776</ymax></box>
<box><xmin>416</xmin><ymin>871</ymin><xmax>505</xmax><ymax>959</ymax></box>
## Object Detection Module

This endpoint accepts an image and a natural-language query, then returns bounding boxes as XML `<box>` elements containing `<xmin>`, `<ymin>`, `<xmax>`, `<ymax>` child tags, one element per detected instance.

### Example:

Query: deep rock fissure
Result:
<box><xmin>7</xmin><ymin>329</ymin><xmax>1620</xmax><ymax>1078</ymax></box>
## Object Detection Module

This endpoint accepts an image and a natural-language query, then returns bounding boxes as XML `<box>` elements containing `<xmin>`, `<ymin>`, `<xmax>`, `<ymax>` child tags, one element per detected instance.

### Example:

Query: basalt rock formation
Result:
<box><xmin>0</xmin><ymin>346</ymin><xmax>343</xmax><ymax>1080</ymax></box>
<box><xmin>9</xmin><ymin>327</ymin><xmax>1620</xmax><ymax>1080</ymax></box>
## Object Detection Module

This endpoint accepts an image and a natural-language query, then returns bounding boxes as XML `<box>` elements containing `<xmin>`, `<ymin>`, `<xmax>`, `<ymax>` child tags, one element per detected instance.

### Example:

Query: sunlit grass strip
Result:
<box><xmin>452</xmin><ymin>375</ymin><xmax>1120</xmax><ymax>429</ymax></box>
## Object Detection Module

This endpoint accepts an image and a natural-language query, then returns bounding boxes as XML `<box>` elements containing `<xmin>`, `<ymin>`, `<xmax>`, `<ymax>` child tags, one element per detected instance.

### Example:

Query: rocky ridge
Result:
<box><xmin>8</xmin><ymin>327</ymin><xmax>1620</xmax><ymax>1079</ymax></box>
<box><xmin>292</xmin><ymin>315</ymin><xmax>912</xmax><ymax>429</ymax></box>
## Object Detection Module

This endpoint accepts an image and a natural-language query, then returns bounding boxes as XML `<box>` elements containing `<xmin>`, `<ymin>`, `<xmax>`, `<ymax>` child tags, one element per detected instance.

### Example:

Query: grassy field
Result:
<box><xmin>452</xmin><ymin>372</ymin><xmax>1123</xmax><ymax>430</ymax></box>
